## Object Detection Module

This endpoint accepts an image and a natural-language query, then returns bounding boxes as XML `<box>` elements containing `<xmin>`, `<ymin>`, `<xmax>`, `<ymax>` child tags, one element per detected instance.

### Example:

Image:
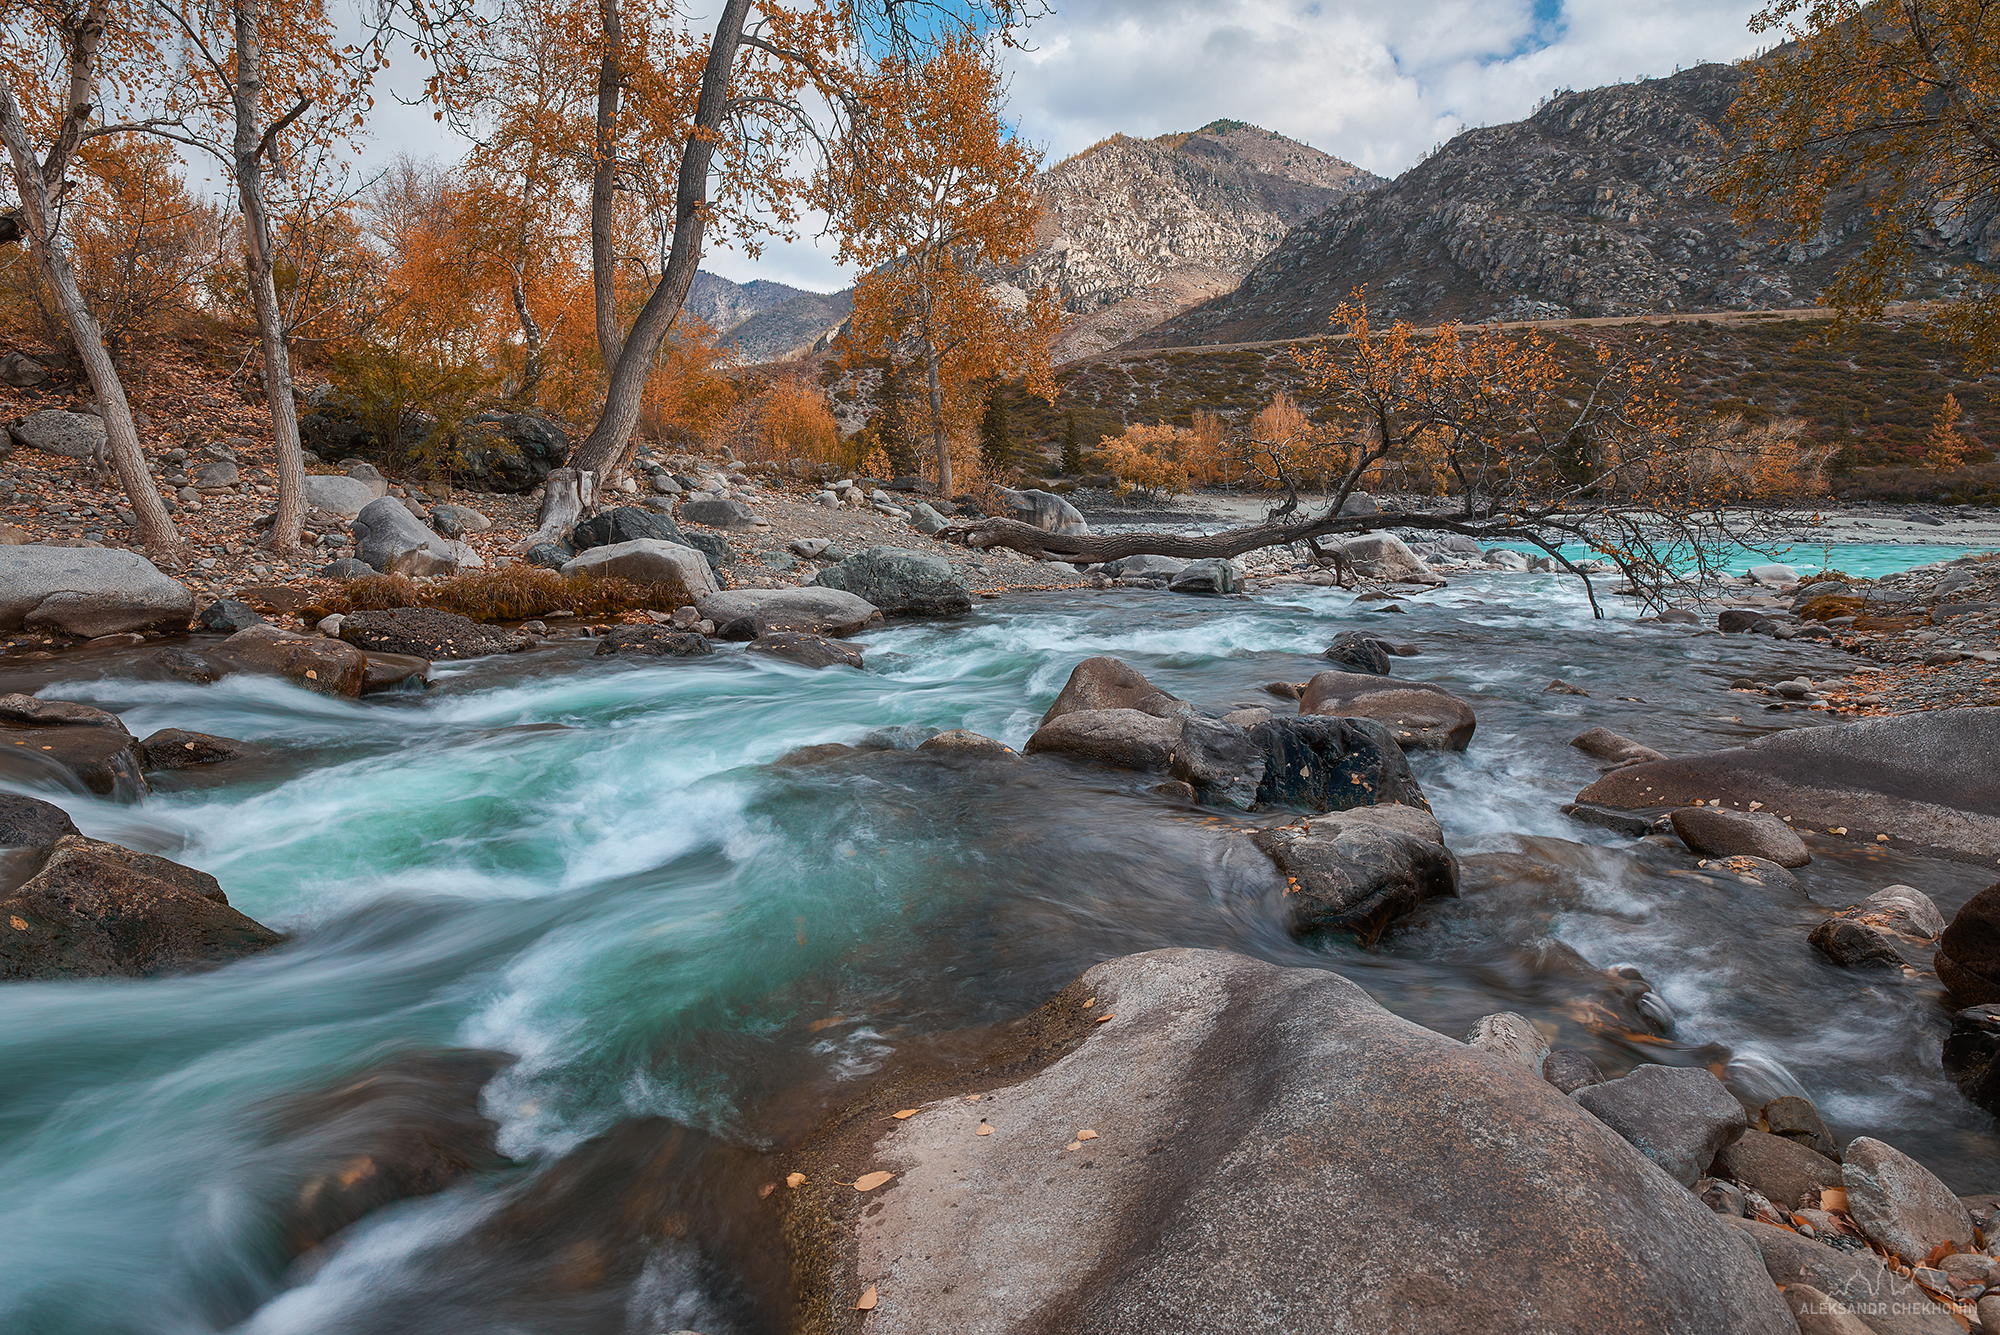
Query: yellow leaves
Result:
<box><xmin>892</xmin><ymin>1109</ymin><xmax>919</xmax><ymax>1120</ymax></box>
<box><xmin>1093</xmin><ymin>1012</ymin><xmax>1115</xmax><ymax>1024</ymax></box>
<box><xmin>853</xmin><ymin>1171</ymin><xmax>894</xmax><ymax>1192</ymax></box>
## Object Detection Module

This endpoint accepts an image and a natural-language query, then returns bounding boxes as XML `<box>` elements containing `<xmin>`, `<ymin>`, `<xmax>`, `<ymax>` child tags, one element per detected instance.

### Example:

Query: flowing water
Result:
<box><xmin>2</xmin><ymin>543</ymin><xmax>1996</xmax><ymax>1334</ymax></box>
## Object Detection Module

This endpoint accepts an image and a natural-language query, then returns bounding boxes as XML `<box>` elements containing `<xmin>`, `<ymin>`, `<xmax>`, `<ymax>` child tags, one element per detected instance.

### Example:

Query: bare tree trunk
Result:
<box><xmin>231</xmin><ymin>0</ymin><xmax>307</xmax><ymax>558</ymax></box>
<box><xmin>589</xmin><ymin>0</ymin><xmax>625</xmax><ymax>369</ymax></box>
<box><xmin>0</xmin><ymin>83</ymin><xmax>182</xmax><ymax>559</ymax></box>
<box><xmin>568</xmin><ymin>0</ymin><xmax>753</xmax><ymax>486</ymax></box>
<box><xmin>521</xmin><ymin>467</ymin><xmax>594</xmax><ymax>549</ymax></box>
<box><xmin>511</xmin><ymin>268</ymin><xmax>545</xmax><ymax>404</ymax></box>
<box><xmin>925</xmin><ymin>343</ymin><xmax>951</xmax><ymax>496</ymax></box>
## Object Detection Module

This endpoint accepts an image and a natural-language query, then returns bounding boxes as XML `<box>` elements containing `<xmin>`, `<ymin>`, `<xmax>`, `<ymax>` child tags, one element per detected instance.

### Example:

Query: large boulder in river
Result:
<box><xmin>1669</xmin><ymin>807</ymin><xmax>1811</xmax><ymax>867</ymax></box>
<box><xmin>1934</xmin><ymin>882</ymin><xmax>2000</xmax><ymax>1005</ymax></box>
<box><xmin>0</xmin><ymin>793</ymin><xmax>79</xmax><ymax>847</ymax></box>
<box><xmin>800</xmin><ymin>948</ymin><xmax>1795</xmax><ymax>1335</ymax></box>
<box><xmin>1299</xmin><ymin>669</ymin><xmax>1478</xmax><ymax>752</ymax></box>
<box><xmin>0</xmin><ymin>545</ymin><xmax>194</xmax><ymax>636</ymax></box>
<box><xmin>1040</xmin><ymin>656</ymin><xmax>1189</xmax><ymax>724</ymax></box>
<box><xmin>351</xmin><ymin>497</ymin><xmax>478</xmax><ymax>576</ymax></box>
<box><xmin>1327</xmin><ymin>532</ymin><xmax>1435</xmax><ymax>582</ymax></box>
<box><xmin>570</xmin><ymin>505</ymin><xmax>686</xmax><ymax>552</ymax></box>
<box><xmin>1024</xmin><ymin>709</ymin><xmax>1263</xmax><ymax>806</ymax></box>
<box><xmin>0</xmin><ymin>834</ymin><xmax>284</xmax><ymax>980</ymax></box>
<box><xmin>1573</xmin><ymin>708</ymin><xmax>2000</xmax><ymax>865</ymax></box>
<box><xmin>1248</xmin><ymin>715</ymin><xmax>1429</xmax><ymax>813</ymax></box>
<box><xmin>696</xmin><ymin>587</ymin><xmax>881</xmax><ymax>640</ymax></box>
<box><xmin>0</xmin><ymin>693</ymin><xmax>146</xmax><ymax>797</ymax></box>
<box><xmin>207</xmin><ymin>624</ymin><xmax>368</xmax><ymax>697</ymax></box>
<box><xmin>1166</xmin><ymin>557</ymin><xmax>1243</xmax><ymax>595</ymax></box>
<box><xmin>561</xmin><ymin>538</ymin><xmax>718</xmax><ymax>604</ymax></box>
<box><xmin>1323</xmin><ymin>630</ymin><xmax>1392</xmax><ymax>675</ymax></box>
<box><xmin>814</xmin><ymin>544</ymin><xmax>971</xmax><ymax>616</ymax></box>
<box><xmin>1249</xmin><ymin>805</ymin><xmax>1457</xmax><ymax>940</ymax></box>
<box><xmin>1003</xmin><ymin>488</ymin><xmax>1088</xmax><ymax>536</ymax></box>
<box><xmin>338</xmin><ymin>607</ymin><xmax>527</xmax><ymax>660</ymax></box>
<box><xmin>745</xmin><ymin>632</ymin><xmax>863</xmax><ymax>669</ymax></box>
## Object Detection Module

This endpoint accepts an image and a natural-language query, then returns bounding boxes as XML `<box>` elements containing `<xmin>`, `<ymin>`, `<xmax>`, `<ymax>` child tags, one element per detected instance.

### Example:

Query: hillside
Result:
<box><xmin>1129</xmin><ymin>64</ymin><xmax>2000</xmax><ymax>348</ymax></box>
<box><xmin>1000</xmin><ymin>121</ymin><xmax>1381</xmax><ymax>361</ymax></box>
<box><xmin>685</xmin><ymin>272</ymin><xmax>854</xmax><ymax>364</ymax></box>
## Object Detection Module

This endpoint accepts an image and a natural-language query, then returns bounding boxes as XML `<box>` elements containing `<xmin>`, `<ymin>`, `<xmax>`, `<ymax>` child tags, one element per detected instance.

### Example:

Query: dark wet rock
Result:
<box><xmin>679</xmin><ymin>530</ymin><xmax>736</xmax><ymax>573</ymax></box>
<box><xmin>1463</xmin><ymin>1011</ymin><xmax>1549</xmax><ymax>1074</ymax></box>
<box><xmin>1841</xmin><ymin>1137</ymin><xmax>1976</xmax><ymax>1263</ymax></box>
<box><xmin>208</xmin><ymin>624</ymin><xmax>369</xmax><ymax>697</ymax></box>
<box><xmin>1040</xmin><ymin>656</ymin><xmax>1189</xmax><ymax>724</ymax></box>
<box><xmin>1544</xmin><ymin>1049</ymin><xmax>1607</xmax><ymax>1094</ymax></box>
<box><xmin>1003</xmin><ymin>488</ymin><xmax>1089</xmax><ymax>536</ymax></box>
<box><xmin>1298</xmin><ymin>669</ymin><xmax>1477</xmax><ymax>752</ymax></box>
<box><xmin>1571</xmin><ymin>726</ymin><xmax>1666</xmax><ymax>766</ymax></box>
<box><xmin>857</xmin><ymin>724</ymin><xmax>941</xmax><ymax>751</ymax></box>
<box><xmin>1732</xmin><ymin>1220</ymin><xmax>1958</xmax><ymax>1335</ymax></box>
<box><xmin>0</xmin><ymin>693</ymin><xmax>145</xmax><ymax>797</ymax></box>
<box><xmin>1561</xmin><ymin>802</ymin><xmax>1659</xmax><ymax>837</ymax></box>
<box><xmin>0</xmin><ymin>546</ymin><xmax>195</xmax><ymax>637</ymax></box>
<box><xmin>1718</xmin><ymin>608</ymin><xmax>1777</xmax><ymax>633</ymax></box>
<box><xmin>1710</xmin><ymin>855</ymin><xmax>1804</xmax><ymax>895</ymax></box>
<box><xmin>522</xmin><ymin>543</ymin><xmax>571</xmax><ymax>572</ymax></box>
<box><xmin>196</xmin><ymin>599</ymin><xmax>265</xmax><ymax>633</ymax></box>
<box><xmin>1669</xmin><ymin>807</ymin><xmax>1811</xmax><ymax>867</ymax></box>
<box><xmin>148</xmin><ymin>646</ymin><xmax>223</xmax><ymax>685</ymax></box>
<box><xmin>772</xmin><ymin>742</ymin><xmax>858</xmax><ymax>767</ymax></box>
<box><xmin>453</xmin><ymin>412</ymin><xmax>570</xmax><ymax>492</ymax></box>
<box><xmin>561</xmin><ymin>539</ymin><xmax>718</xmax><ymax>604</ymax></box>
<box><xmin>1322</xmin><ymin>630</ymin><xmax>1391</xmax><ymax>675</ymax></box>
<box><xmin>592</xmin><ymin>626</ymin><xmax>712</xmax><ymax>658</ymax></box>
<box><xmin>802</xmin><ymin>948</ymin><xmax>1794</xmax><ymax>1335</ymax></box>
<box><xmin>1711</xmin><ymin>1129</ymin><xmax>1843</xmax><ymax>1210</ymax></box>
<box><xmin>1024</xmin><ymin>709</ymin><xmax>1262</xmax><ymax>806</ymax></box>
<box><xmin>1249</xmin><ymin>805</ymin><xmax>1458</xmax><ymax>942</ymax></box>
<box><xmin>1166</xmin><ymin>557</ymin><xmax>1243</xmax><ymax>595</ymax></box>
<box><xmin>1262</xmin><ymin>679</ymin><xmax>1303</xmax><ymax>700</ymax></box>
<box><xmin>0</xmin><ymin>834</ymin><xmax>283</xmax><ymax>980</ymax></box>
<box><xmin>1942</xmin><ymin>1005</ymin><xmax>2000</xmax><ymax>1118</ymax></box>
<box><xmin>0</xmin><ymin>793</ymin><xmax>78</xmax><ymax>848</ymax></box>
<box><xmin>319</xmin><ymin>557</ymin><xmax>376</xmax><ymax>580</ymax></box>
<box><xmin>696</xmin><ymin>588</ymin><xmax>880</xmax><ymax>640</ymax></box>
<box><xmin>1934</xmin><ymin>882</ymin><xmax>2000</xmax><ymax>1005</ymax></box>
<box><xmin>339</xmin><ymin>607</ymin><xmax>528</xmax><ymax>660</ymax></box>
<box><xmin>569</xmin><ymin>505</ymin><xmax>686</xmax><ymax>552</ymax></box>
<box><xmin>266</xmin><ymin>1048</ymin><xmax>514</xmax><ymax>1258</ymax></box>
<box><xmin>1247</xmin><ymin>715</ymin><xmax>1428</xmax><ymax>814</ymax></box>
<box><xmin>1573</xmin><ymin>1064</ymin><xmax>1748</xmax><ymax>1187</ymax></box>
<box><xmin>744</xmin><ymin>632</ymin><xmax>861</xmax><ymax>669</ymax></box>
<box><xmin>1761</xmin><ymin>1096</ymin><xmax>1840</xmax><ymax>1161</ymax></box>
<box><xmin>916</xmin><ymin>729</ymin><xmax>1017</xmax><ymax>758</ymax></box>
<box><xmin>1575</xmin><ymin>710</ymin><xmax>2000</xmax><ymax>866</ymax></box>
<box><xmin>1809</xmin><ymin>918</ymin><xmax>1908</xmax><ymax>970</ymax></box>
<box><xmin>1543</xmin><ymin>678</ymin><xmax>1588</xmax><ymax>695</ymax></box>
<box><xmin>814</xmin><ymin>544</ymin><xmax>971</xmax><ymax>616</ymax></box>
<box><xmin>678</xmin><ymin>497</ymin><xmax>758</xmax><ymax>529</ymax></box>
<box><xmin>361</xmin><ymin>652</ymin><xmax>431</xmax><ymax>694</ymax></box>
<box><xmin>138</xmin><ymin>728</ymin><xmax>249</xmax><ymax>771</ymax></box>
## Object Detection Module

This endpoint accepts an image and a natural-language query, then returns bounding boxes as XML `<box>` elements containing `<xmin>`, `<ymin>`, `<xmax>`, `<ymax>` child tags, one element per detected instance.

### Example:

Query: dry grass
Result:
<box><xmin>304</xmin><ymin>567</ymin><xmax>668</xmax><ymax>621</ymax></box>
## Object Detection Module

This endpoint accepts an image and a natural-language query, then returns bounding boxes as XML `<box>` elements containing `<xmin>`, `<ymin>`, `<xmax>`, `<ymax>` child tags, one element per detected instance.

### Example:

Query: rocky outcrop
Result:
<box><xmin>0</xmin><ymin>546</ymin><xmax>195</xmax><ymax>637</ymax></box>
<box><xmin>0</xmin><ymin>834</ymin><xmax>284</xmax><ymax>980</ymax></box>
<box><xmin>1247</xmin><ymin>715</ymin><xmax>1429</xmax><ymax>813</ymax></box>
<box><xmin>795</xmin><ymin>948</ymin><xmax>1794</xmax><ymax>1335</ymax></box>
<box><xmin>1134</xmin><ymin>62</ymin><xmax>2000</xmax><ymax>347</ymax></box>
<box><xmin>1040</xmin><ymin>656</ymin><xmax>1189</xmax><ymax>723</ymax></box>
<box><xmin>1299</xmin><ymin>669</ymin><xmax>1478</xmax><ymax>751</ymax></box>
<box><xmin>696</xmin><ymin>587</ymin><xmax>882</xmax><ymax>640</ymax></box>
<box><xmin>592</xmin><ymin>626</ymin><xmax>712</xmax><ymax>658</ymax></box>
<box><xmin>1573</xmin><ymin>709</ymin><xmax>2000</xmax><ymax>865</ymax></box>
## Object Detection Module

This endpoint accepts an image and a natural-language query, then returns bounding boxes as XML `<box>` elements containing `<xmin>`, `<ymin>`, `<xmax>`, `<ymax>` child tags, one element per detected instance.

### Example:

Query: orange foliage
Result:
<box><xmin>1927</xmin><ymin>394</ymin><xmax>1970</xmax><ymax>476</ymax></box>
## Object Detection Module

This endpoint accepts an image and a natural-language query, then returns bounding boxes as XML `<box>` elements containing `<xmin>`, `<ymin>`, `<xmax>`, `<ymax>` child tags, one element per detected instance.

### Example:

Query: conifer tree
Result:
<box><xmin>878</xmin><ymin>361</ymin><xmax>917</xmax><ymax>476</ymax></box>
<box><xmin>1061</xmin><ymin>411</ymin><xmax>1083</xmax><ymax>474</ymax></box>
<box><xmin>979</xmin><ymin>386</ymin><xmax>1012</xmax><ymax>475</ymax></box>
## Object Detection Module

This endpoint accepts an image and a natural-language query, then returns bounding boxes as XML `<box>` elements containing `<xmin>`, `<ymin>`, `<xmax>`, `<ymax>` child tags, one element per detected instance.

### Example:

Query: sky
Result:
<box><xmin>353</xmin><ymin>0</ymin><xmax>1777</xmax><ymax>292</ymax></box>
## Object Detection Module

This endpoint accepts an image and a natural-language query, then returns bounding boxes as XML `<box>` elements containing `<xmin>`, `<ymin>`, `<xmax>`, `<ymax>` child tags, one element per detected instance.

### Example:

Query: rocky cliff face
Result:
<box><xmin>1129</xmin><ymin>64</ymin><xmax>2000</xmax><ymax>348</ymax></box>
<box><xmin>1001</xmin><ymin>122</ymin><xmax>1380</xmax><ymax>361</ymax></box>
<box><xmin>684</xmin><ymin>272</ymin><xmax>853</xmax><ymax>364</ymax></box>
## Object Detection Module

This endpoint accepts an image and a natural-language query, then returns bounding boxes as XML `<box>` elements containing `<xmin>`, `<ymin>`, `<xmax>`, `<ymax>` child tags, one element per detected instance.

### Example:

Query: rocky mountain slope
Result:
<box><xmin>684</xmin><ymin>272</ymin><xmax>853</xmax><ymax>364</ymax></box>
<box><xmin>1002</xmin><ymin>121</ymin><xmax>1381</xmax><ymax>361</ymax></box>
<box><xmin>1129</xmin><ymin>63</ymin><xmax>2000</xmax><ymax>348</ymax></box>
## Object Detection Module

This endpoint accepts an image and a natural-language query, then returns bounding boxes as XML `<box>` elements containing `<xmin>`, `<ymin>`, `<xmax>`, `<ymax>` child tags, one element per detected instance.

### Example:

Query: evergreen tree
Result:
<box><xmin>878</xmin><ymin>361</ymin><xmax>917</xmax><ymax>475</ymax></box>
<box><xmin>979</xmin><ymin>386</ymin><xmax>1012</xmax><ymax>474</ymax></box>
<box><xmin>1061</xmin><ymin>412</ymin><xmax>1083</xmax><ymax>474</ymax></box>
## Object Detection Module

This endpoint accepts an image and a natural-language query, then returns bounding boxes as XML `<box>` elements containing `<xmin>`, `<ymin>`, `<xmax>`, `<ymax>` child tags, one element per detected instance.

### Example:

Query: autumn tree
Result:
<box><xmin>1717</xmin><ymin>0</ymin><xmax>2000</xmax><ymax>370</ymax></box>
<box><xmin>946</xmin><ymin>296</ymin><xmax>1823</xmax><ymax>613</ymax></box>
<box><xmin>1926</xmin><ymin>393</ymin><xmax>1968</xmax><ymax>475</ymax></box>
<box><xmin>824</xmin><ymin>29</ymin><xmax>1060</xmax><ymax>495</ymax></box>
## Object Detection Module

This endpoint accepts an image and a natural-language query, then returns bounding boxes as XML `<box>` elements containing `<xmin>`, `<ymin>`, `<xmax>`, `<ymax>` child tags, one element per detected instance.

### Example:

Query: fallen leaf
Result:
<box><xmin>855</xmin><ymin>1285</ymin><xmax>878</xmax><ymax>1311</ymax></box>
<box><xmin>1081</xmin><ymin>997</ymin><xmax>1095</xmax><ymax>1009</ymax></box>
<box><xmin>854</xmin><ymin>1171</ymin><xmax>894</xmax><ymax>1192</ymax></box>
<box><xmin>786</xmin><ymin>1172</ymin><xmax>806</xmax><ymax>1188</ymax></box>
<box><xmin>8</xmin><ymin>916</ymin><xmax>26</xmax><ymax>931</ymax></box>
<box><xmin>1820</xmin><ymin>1187</ymin><xmax>1848</xmax><ymax>1213</ymax></box>
<box><xmin>964</xmin><ymin>1094</ymin><xmax>981</xmax><ymax>1102</ymax></box>
<box><xmin>892</xmin><ymin>1109</ymin><xmax>919</xmax><ymax>1120</ymax></box>
<box><xmin>1065</xmin><ymin>1141</ymin><xmax>1081</xmax><ymax>1151</ymax></box>
<box><xmin>975</xmin><ymin>1125</ymin><xmax>993</xmax><ymax>1136</ymax></box>
<box><xmin>1076</xmin><ymin>1129</ymin><xmax>1098</xmax><ymax>1141</ymax></box>
<box><xmin>807</xmin><ymin>1015</ymin><xmax>845</xmax><ymax>1033</ymax></box>
<box><xmin>1094</xmin><ymin>1012</ymin><xmax>1114</xmax><ymax>1024</ymax></box>
<box><xmin>759</xmin><ymin>1182</ymin><xmax>776</xmax><ymax>1198</ymax></box>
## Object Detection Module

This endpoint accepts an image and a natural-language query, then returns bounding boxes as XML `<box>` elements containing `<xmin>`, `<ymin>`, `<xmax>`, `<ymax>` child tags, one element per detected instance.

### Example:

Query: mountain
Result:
<box><xmin>1127</xmin><ymin>63</ymin><xmax>2000</xmax><ymax>349</ymax></box>
<box><xmin>684</xmin><ymin>272</ymin><xmax>852</xmax><ymax>363</ymax></box>
<box><xmin>997</xmin><ymin>121</ymin><xmax>1382</xmax><ymax>361</ymax></box>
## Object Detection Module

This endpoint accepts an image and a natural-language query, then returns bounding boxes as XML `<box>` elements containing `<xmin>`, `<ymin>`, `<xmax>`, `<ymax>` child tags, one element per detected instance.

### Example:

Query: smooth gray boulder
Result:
<box><xmin>1573</xmin><ymin>1064</ymin><xmax>1748</xmax><ymax>1187</ymax></box>
<box><xmin>1571</xmin><ymin>726</ymin><xmax>1667</xmax><ymax>766</ymax></box>
<box><xmin>0</xmin><ymin>546</ymin><xmax>194</xmax><ymax>636</ymax></box>
<box><xmin>1003</xmin><ymin>488</ymin><xmax>1089</xmax><ymax>536</ymax></box>
<box><xmin>1328</xmin><ymin>532</ymin><xmax>1435</xmax><ymax>582</ymax></box>
<box><xmin>561</xmin><ymin>539</ymin><xmax>717</xmax><ymax>605</ymax></box>
<box><xmin>1299</xmin><ymin>669</ymin><xmax>1477</xmax><ymax>752</ymax></box>
<box><xmin>1575</xmin><ymin>709</ymin><xmax>2000</xmax><ymax>865</ymax></box>
<box><xmin>1249</xmin><ymin>805</ymin><xmax>1457</xmax><ymax>942</ymax></box>
<box><xmin>1747</xmin><ymin>563</ymin><xmax>1799</xmax><ymax>586</ymax></box>
<box><xmin>1669</xmin><ymin>807</ymin><xmax>1811</xmax><ymax>867</ymax></box>
<box><xmin>905</xmin><ymin>502</ymin><xmax>949</xmax><ymax>536</ymax></box>
<box><xmin>1039</xmin><ymin>656</ymin><xmax>1188</xmax><ymax>725</ymax></box>
<box><xmin>10</xmin><ymin>408</ymin><xmax>104</xmax><ymax>460</ymax></box>
<box><xmin>678</xmin><ymin>497</ymin><xmax>758</xmax><ymax>529</ymax></box>
<box><xmin>1840</xmin><ymin>1137</ymin><xmax>1977</xmax><ymax>1263</ymax></box>
<box><xmin>1167</xmin><ymin>557</ymin><xmax>1243</xmax><ymax>595</ymax></box>
<box><xmin>695</xmin><ymin>587</ymin><xmax>880</xmax><ymax>640</ymax></box>
<box><xmin>302</xmin><ymin>474</ymin><xmax>380</xmax><ymax>518</ymax></box>
<box><xmin>814</xmin><ymin>545</ymin><xmax>971</xmax><ymax>616</ymax></box>
<box><xmin>1465</xmin><ymin>1012</ymin><xmax>1550</xmax><ymax>1075</ymax></box>
<box><xmin>351</xmin><ymin>497</ymin><xmax>476</xmax><ymax>576</ymax></box>
<box><xmin>1100</xmin><ymin>554</ymin><xmax>1186</xmax><ymax>579</ymax></box>
<box><xmin>1711</xmin><ymin>1128</ymin><xmax>1842</xmax><ymax>1210</ymax></box>
<box><xmin>803</xmin><ymin>948</ymin><xmax>1794</xmax><ymax>1335</ymax></box>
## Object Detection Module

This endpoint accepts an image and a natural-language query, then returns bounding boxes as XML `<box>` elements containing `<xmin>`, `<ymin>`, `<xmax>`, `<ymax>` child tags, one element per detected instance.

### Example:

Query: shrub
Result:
<box><xmin>305</xmin><ymin>567</ymin><xmax>665</xmax><ymax>621</ymax></box>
